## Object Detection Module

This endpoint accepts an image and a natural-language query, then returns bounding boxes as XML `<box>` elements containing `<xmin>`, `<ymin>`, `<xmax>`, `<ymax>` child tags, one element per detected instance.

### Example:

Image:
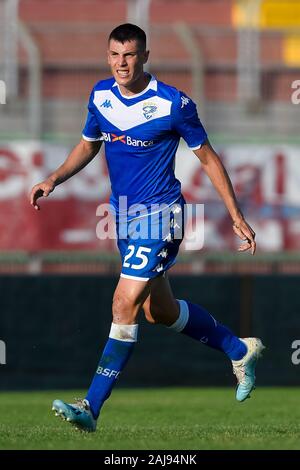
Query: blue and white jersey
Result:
<box><xmin>82</xmin><ymin>75</ymin><xmax>207</xmax><ymax>216</ymax></box>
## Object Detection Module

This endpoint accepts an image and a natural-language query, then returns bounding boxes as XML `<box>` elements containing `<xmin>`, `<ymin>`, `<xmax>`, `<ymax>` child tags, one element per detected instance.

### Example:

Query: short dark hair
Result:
<box><xmin>109</xmin><ymin>23</ymin><xmax>146</xmax><ymax>50</ymax></box>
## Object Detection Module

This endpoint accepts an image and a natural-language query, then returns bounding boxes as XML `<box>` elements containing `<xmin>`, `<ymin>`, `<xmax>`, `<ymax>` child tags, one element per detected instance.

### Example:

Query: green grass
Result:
<box><xmin>0</xmin><ymin>387</ymin><xmax>299</xmax><ymax>450</ymax></box>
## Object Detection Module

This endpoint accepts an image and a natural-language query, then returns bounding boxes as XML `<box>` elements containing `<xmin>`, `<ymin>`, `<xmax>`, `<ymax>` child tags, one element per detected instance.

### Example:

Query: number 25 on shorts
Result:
<box><xmin>123</xmin><ymin>245</ymin><xmax>151</xmax><ymax>270</ymax></box>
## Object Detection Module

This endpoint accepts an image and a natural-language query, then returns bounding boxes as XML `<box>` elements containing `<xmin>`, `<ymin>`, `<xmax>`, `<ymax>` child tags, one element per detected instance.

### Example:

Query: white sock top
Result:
<box><xmin>168</xmin><ymin>300</ymin><xmax>189</xmax><ymax>332</ymax></box>
<box><xmin>109</xmin><ymin>323</ymin><xmax>139</xmax><ymax>342</ymax></box>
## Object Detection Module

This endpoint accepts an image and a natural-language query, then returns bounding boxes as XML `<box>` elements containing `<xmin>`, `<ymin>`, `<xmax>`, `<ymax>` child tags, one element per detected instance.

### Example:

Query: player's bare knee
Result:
<box><xmin>112</xmin><ymin>293</ymin><xmax>136</xmax><ymax>324</ymax></box>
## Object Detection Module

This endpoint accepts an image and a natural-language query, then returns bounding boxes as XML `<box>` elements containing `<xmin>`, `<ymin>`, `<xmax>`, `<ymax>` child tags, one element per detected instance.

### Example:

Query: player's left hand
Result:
<box><xmin>232</xmin><ymin>218</ymin><xmax>256</xmax><ymax>255</ymax></box>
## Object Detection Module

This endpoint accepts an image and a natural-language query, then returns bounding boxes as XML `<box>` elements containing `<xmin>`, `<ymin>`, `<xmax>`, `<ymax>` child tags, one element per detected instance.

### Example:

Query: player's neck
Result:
<box><xmin>118</xmin><ymin>73</ymin><xmax>151</xmax><ymax>97</ymax></box>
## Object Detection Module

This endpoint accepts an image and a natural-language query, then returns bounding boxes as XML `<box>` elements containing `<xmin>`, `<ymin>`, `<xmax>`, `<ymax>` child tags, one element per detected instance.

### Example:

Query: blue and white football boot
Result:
<box><xmin>232</xmin><ymin>337</ymin><xmax>265</xmax><ymax>402</ymax></box>
<box><xmin>52</xmin><ymin>398</ymin><xmax>97</xmax><ymax>432</ymax></box>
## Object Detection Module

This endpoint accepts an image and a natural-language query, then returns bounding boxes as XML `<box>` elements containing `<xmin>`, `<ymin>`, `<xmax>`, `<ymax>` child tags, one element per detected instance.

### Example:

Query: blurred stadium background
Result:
<box><xmin>0</xmin><ymin>0</ymin><xmax>299</xmax><ymax>391</ymax></box>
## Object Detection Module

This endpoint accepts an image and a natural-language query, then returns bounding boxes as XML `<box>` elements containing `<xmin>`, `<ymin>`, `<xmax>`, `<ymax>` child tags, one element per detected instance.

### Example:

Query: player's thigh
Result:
<box><xmin>143</xmin><ymin>274</ymin><xmax>179</xmax><ymax>325</ymax></box>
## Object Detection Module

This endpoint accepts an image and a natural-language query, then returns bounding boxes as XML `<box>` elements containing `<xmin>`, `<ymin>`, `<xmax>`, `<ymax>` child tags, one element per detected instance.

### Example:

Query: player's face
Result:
<box><xmin>107</xmin><ymin>39</ymin><xmax>149</xmax><ymax>94</ymax></box>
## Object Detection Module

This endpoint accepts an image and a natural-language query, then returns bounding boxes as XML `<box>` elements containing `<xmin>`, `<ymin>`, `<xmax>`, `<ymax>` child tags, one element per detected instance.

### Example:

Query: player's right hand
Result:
<box><xmin>232</xmin><ymin>218</ymin><xmax>256</xmax><ymax>255</ymax></box>
<box><xmin>29</xmin><ymin>179</ymin><xmax>56</xmax><ymax>210</ymax></box>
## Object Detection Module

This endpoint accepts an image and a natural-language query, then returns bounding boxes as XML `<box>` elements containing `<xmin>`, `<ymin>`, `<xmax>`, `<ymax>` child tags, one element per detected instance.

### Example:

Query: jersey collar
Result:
<box><xmin>112</xmin><ymin>74</ymin><xmax>157</xmax><ymax>100</ymax></box>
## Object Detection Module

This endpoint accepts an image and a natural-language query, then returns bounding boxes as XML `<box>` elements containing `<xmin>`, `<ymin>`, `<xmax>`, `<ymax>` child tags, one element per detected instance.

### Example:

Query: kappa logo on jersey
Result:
<box><xmin>142</xmin><ymin>101</ymin><xmax>157</xmax><ymax>120</ymax></box>
<box><xmin>181</xmin><ymin>95</ymin><xmax>190</xmax><ymax>108</ymax></box>
<box><xmin>100</xmin><ymin>99</ymin><xmax>113</xmax><ymax>108</ymax></box>
<box><xmin>102</xmin><ymin>132</ymin><xmax>154</xmax><ymax>147</ymax></box>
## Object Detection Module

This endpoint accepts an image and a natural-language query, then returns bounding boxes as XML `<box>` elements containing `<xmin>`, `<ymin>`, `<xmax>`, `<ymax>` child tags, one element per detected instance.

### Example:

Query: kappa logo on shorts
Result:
<box><xmin>153</xmin><ymin>263</ymin><xmax>164</xmax><ymax>273</ymax></box>
<box><xmin>158</xmin><ymin>248</ymin><xmax>168</xmax><ymax>258</ymax></box>
<box><xmin>163</xmin><ymin>233</ymin><xmax>173</xmax><ymax>243</ymax></box>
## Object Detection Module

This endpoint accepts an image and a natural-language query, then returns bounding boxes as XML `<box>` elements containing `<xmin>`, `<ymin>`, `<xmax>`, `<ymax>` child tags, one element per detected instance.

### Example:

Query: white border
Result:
<box><xmin>82</xmin><ymin>134</ymin><xmax>103</xmax><ymax>142</ymax></box>
<box><xmin>120</xmin><ymin>273</ymin><xmax>149</xmax><ymax>281</ymax></box>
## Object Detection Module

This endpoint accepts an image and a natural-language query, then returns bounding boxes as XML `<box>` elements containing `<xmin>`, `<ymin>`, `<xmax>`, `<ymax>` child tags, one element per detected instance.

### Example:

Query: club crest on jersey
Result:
<box><xmin>142</xmin><ymin>101</ymin><xmax>157</xmax><ymax>120</ymax></box>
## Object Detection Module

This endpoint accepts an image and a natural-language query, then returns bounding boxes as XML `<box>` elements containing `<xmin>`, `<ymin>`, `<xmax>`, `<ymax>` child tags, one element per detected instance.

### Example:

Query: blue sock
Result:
<box><xmin>169</xmin><ymin>300</ymin><xmax>247</xmax><ymax>360</ymax></box>
<box><xmin>85</xmin><ymin>323</ymin><xmax>138</xmax><ymax>419</ymax></box>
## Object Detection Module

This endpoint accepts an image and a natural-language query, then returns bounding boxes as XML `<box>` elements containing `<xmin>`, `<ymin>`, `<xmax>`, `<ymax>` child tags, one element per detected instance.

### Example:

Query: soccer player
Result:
<box><xmin>30</xmin><ymin>24</ymin><xmax>264</xmax><ymax>433</ymax></box>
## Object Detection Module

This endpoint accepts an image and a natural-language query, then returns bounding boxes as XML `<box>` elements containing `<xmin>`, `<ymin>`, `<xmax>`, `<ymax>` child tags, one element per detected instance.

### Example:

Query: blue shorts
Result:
<box><xmin>117</xmin><ymin>196</ymin><xmax>185</xmax><ymax>281</ymax></box>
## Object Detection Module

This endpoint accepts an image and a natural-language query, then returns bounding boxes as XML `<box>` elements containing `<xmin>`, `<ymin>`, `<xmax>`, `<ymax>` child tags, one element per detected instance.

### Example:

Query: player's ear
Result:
<box><xmin>143</xmin><ymin>50</ymin><xmax>150</xmax><ymax>64</ymax></box>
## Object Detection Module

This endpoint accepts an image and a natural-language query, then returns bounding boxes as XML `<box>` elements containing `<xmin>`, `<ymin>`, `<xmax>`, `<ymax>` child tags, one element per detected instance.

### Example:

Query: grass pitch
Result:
<box><xmin>0</xmin><ymin>387</ymin><xmax>299</xmax><ymax>450</ymax></box>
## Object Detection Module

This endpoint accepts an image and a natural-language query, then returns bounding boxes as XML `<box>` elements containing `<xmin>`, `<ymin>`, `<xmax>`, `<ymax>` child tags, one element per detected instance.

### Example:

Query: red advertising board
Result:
<box><xmin>0</xmin><ymin>142</ymin><xmax>299</xmax><ymax>252</ymax></box>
